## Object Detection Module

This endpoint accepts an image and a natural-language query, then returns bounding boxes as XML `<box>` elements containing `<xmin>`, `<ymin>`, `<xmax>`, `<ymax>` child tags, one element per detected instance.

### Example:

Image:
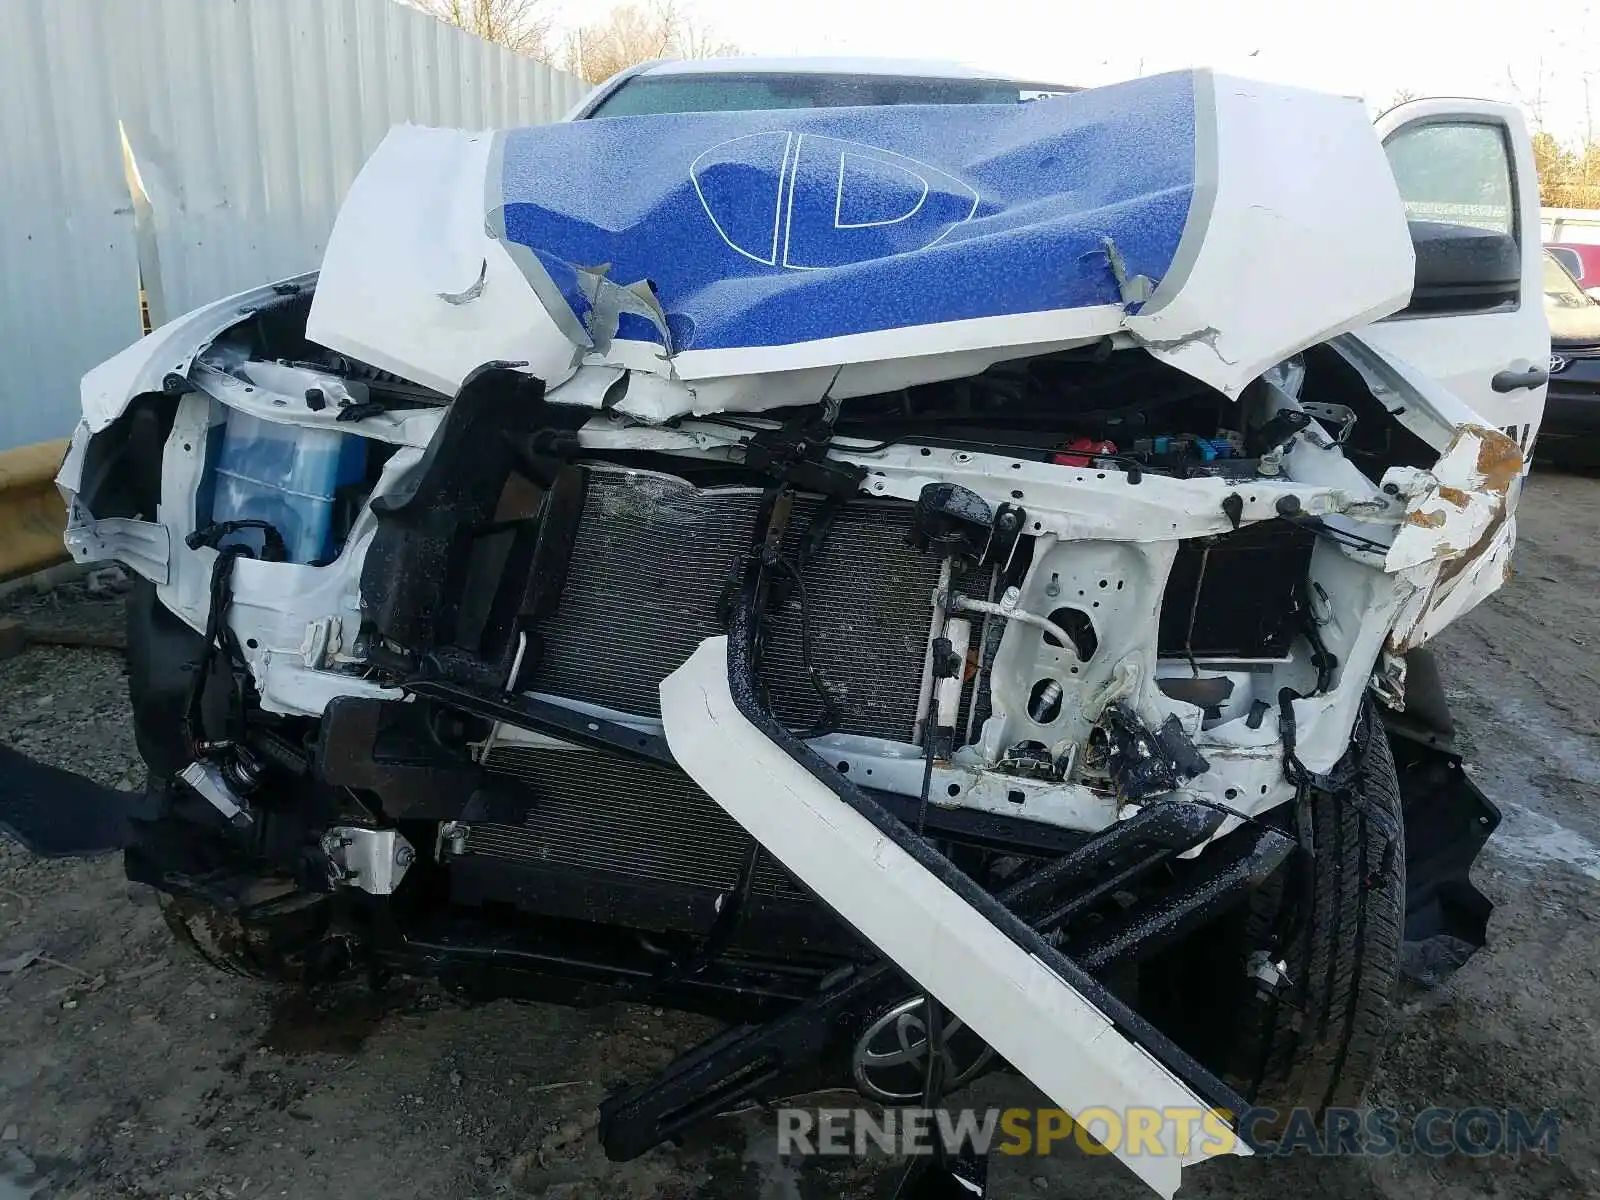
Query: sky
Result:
<box><xmin>547</xmin><ymin>0</ymin><xmax>1600</xmax><ymax>145</ymax></box>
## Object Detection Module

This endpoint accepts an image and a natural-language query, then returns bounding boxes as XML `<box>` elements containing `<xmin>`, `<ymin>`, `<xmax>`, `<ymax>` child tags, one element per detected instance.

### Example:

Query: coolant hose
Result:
<box><xmin>948</xmin><ymin>589</ymin><xmax>1078</xmax><ymax>659</ymax></box>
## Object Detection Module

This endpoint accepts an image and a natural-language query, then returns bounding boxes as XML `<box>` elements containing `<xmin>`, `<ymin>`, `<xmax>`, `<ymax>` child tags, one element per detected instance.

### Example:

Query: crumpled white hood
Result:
<box><xmin>306</xmin><ymin>69</ymin><xmax>1415</xmax><ymax>418</ymax></box>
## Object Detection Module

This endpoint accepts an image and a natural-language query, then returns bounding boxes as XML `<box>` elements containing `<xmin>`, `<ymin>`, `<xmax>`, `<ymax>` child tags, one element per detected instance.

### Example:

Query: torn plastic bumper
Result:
<box><xmin>1385</xmin><ymin>422</ymin><xmax>1523</xmax><ymax>652</ymax></box>
<box><xmin>1385</xmin><ymin>713</ymin><xmax>1503</xmax><ymax>986</ymax></box>
<box><xmin>654</xmin><ymin>560</ymin><xmax>1261</xmax><ymax>1198</ymax></box>
<box><xmin>596</xmin><ymin>798</ymin><xmax>1293</xmax><ymax>1171</ymax></box>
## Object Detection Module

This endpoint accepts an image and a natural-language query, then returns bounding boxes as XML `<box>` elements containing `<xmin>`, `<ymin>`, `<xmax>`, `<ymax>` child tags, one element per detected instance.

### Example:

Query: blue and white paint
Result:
<box><xmin>492</xmin><ymin>71</ymin><xmax>1199</xmax><ymax>356</ymax></box>
<box><xmin>308</xmin><ymin>69</ymin><xmax>1413</xmax><ymax>403</ymax></box>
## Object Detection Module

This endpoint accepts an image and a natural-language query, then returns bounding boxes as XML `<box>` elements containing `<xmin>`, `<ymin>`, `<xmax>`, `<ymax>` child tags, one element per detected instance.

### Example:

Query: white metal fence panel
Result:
<box><xmin>1543</xmin><ymin>206</ymin><xmax>1600</xmax><ymax>246</ymax></box>
<box><xmin>116</xmin><ymin>0</ymin><xmax>589</xmax><ymax>326</ymax></box>
<box><xmin>0</xmin><ymin>0</ymin><xmax>146</xmax><ymax>453</ymax></box>
<box><xmin>0</xmin><ymin>0</ymin><xmax>588</xmax><ymax>451</ymax></box>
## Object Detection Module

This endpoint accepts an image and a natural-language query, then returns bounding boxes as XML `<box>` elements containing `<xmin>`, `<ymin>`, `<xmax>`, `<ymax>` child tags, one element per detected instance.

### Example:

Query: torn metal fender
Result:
<box><xmin>1124</xmin><ymin>77</ymin><xmax>1414</xmax><ymax>397</ymax></box>
<box><xmin>1386</xmin><ymin>423</ymin><xmax>1523</xmax><ymax>651</ymax></box>
<box><xmin>303</xmin><ymin>125</ymin><xmax>581</xmax><ymax>399</ymax></box>
<box><xmin>69</xmin><ymin>274</ymin><xmax>317</xmax><ymax>443</ymax></box>
<box><xmin>660</xmin><ymin>637</ymin><xmax>1250</xmax><ymax>1199</ymax></box>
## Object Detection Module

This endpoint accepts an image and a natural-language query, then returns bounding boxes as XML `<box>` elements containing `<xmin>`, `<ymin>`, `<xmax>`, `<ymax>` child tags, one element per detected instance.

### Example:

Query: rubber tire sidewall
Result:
<box><xmin>1232</xmin><ymin>697</ymin><xmax>1407</xmax><ymax>1120</ymax></box>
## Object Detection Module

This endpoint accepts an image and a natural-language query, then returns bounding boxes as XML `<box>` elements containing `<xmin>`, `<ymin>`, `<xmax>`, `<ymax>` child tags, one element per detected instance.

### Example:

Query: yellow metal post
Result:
<box><xmin>0</xmin><ymin>439</ymin><xmax>71</xmax><ymax>582</ymax></box>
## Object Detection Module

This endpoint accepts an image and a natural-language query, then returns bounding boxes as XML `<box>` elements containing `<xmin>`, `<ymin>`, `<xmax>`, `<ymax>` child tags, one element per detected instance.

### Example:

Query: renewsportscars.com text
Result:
<box><xmin>776</xmin><ymin>1105</ymin><xmax>1561</xmax><ymax>1159</ymax></box>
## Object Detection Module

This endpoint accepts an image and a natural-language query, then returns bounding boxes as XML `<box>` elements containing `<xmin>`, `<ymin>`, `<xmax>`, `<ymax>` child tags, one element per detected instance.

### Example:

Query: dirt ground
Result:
<box><xmin>2</xmin><ymin>469</ymin><xmax>1598</xmax><ymax>1200</ymax></box>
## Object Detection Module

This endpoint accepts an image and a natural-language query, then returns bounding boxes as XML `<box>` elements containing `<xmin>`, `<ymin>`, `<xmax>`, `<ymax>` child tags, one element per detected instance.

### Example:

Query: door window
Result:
<box><xmin>1384</xmin><ymin>120</ymin><xmax>1522</xmax><ymax>315</ymax></box>
<box><xmin>1383</xmin><ymin>121</ymin><xmax>1518</xmax><ymax>239</ymax></box>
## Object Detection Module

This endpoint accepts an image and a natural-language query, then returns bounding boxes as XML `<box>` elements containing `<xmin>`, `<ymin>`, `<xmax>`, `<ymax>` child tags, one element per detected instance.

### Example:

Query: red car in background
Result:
<box><xmin>1546</xmin><ymin>241</ymin><xmax>1600</xmax><ymax>295</ymax></box>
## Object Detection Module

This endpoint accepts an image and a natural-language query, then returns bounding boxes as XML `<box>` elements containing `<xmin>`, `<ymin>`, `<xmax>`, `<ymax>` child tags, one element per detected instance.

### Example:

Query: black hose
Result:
<box><xmin>770</xmin><ymin>555</ymin><xmax>844</xmax><ymax>737</ymax></box>
<box><xmin>179</xmin><ymin>520</ymin><xmax>288</xmax><ymax>756</ymax></box>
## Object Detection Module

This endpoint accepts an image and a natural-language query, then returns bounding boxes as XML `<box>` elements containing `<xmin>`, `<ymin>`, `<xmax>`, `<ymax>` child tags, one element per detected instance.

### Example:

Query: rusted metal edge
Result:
<box><xmin>1385</xmin><ymin>423</ymin><xmax>1523</xmax><ymax>653</ymax></box>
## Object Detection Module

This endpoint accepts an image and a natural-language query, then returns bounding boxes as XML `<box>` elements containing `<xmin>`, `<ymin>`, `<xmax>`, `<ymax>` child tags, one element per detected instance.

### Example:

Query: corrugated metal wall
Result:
<box><xmin>0</xmin><ymin>0</ymin><xmax>588</xmax><ymax>451</ymax></box>
<box><xmin>0</xmin><ymin>0</ymin><xmax>146</xmax><ymax>453</ymax></box>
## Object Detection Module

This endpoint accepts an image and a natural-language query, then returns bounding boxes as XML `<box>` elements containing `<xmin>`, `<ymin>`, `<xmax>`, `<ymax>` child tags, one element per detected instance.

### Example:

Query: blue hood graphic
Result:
<box><xmin>491</xmin><ymin>71</ymin><xmax>1199</xmax><ymax>356</ymax></box>
<box><xmin>308</xmin><ymin>70</ymin><xmax>1415</xmax><ymax>404</ymax></box>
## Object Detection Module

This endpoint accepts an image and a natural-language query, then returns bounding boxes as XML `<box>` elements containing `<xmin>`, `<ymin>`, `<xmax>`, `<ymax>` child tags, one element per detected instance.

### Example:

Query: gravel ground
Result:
<box><xmin>2</xmin><ymin>470</ymin><xmax>1598</xmax><ymax>1200</ymax></box>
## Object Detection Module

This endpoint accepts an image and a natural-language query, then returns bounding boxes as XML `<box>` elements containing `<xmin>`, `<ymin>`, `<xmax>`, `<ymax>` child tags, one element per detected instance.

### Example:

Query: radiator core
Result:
<box><xmin>523</xmin><ymin>466</ymin><xmax>941</xmax><ymax>742</ymax></box>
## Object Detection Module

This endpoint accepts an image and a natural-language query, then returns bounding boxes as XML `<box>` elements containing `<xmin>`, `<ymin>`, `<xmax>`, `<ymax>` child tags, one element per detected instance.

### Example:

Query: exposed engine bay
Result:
<box><xmin>8</xmin><ymin>70</ymin><xmax>1530</xmax><ymax>1199</ymax></box>
<box><xmin>98</xmin><ymin>289</ymin><xmax>1428</xmax><ymax>832</ymax></box>
<box><xmin>20</xmin><ymin>281</ymin><xmax>1508</xmax><ymax>1195</ymax></box>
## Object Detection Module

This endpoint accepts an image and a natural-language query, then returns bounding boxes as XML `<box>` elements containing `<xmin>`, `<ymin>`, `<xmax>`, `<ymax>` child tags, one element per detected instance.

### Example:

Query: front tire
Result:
<box><xmin>1234</xmin><ymin>698</ymin><xmax>1406</xmax><ymax>1115</ymax></box>
<box><xmin>159</xmin><ymin>893</ymin><xmax>333</xmax><ymax>984</ymax></box>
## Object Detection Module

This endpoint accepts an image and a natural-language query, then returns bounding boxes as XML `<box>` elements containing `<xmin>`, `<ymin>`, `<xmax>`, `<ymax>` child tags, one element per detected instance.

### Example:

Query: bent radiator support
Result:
<box><xmin>647</xmin><ymin>558</ymin><xmax>1262</xmax><ymax>1198</ymax></box>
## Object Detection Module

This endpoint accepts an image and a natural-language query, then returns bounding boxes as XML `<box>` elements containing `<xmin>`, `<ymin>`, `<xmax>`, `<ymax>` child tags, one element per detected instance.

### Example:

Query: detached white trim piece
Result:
<box><xmin>660</xmin><ymin>637</ymin><xmax>1249</xmax><ymax>1199</ymax></box>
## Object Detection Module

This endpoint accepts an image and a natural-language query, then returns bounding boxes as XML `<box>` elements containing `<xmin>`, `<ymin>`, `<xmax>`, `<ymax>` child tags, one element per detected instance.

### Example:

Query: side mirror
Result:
<box><xmin>1404</xmin><ymin>219</ymin><xmax>1519</xmax><ymax>315</ymax></box>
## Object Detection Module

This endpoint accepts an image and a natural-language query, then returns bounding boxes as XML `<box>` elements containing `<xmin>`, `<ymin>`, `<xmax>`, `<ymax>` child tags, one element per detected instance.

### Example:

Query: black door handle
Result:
<box><xmin>1491</xmin><ymin>366</ymin><xmax>1549</xmax><ymax>393</ymax></box>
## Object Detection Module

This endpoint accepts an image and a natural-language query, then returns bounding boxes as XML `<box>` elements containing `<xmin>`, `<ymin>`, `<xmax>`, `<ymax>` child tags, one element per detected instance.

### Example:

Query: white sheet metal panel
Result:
<box><xmin>0</xmin><ymin>0</ymin><xmax>588</xmax><ymax>451</ymax></box>
<box><xmin>0</xmin><ymin>0</ymin><xmax>143</xmax><ymax>450</ymax></box>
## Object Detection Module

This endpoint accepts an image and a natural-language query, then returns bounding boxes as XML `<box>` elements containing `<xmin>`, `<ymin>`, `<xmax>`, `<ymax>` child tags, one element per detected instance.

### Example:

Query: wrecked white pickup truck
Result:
<box><xmin>2</xmin><ymin>61</ymin><xmax>1546</xmax><ymax>1197</ymax></box>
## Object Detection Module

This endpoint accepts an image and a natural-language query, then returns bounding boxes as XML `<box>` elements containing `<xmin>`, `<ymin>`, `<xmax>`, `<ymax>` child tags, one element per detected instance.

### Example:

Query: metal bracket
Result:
<box><xmin>435</xmin><ymin>820</ymin><xmax>471</xmax><ymax>861</ymax></box>
<box><xmin>321</xmin><ymin>827</ymin><xmax>415</xmax><ymax>894</ymax></box>
<box><xmin>1301</xmin><ymin>401</ymin><xmax>1358</xmax><ymax>445</ymax></box>
<box><xmin>405</xmin><ymin>678</ymin><xmax>676</xmax><ymax>766</ymax></box>
<box><xmin>178</xmin><ymin>761</ymin><xmax>253</xmax><ymax>829</ymax></box>
<box><xmin>743</xmin><ymin>414</ymin><xmax>868</xmax><ymax>499</ymax></box>
<box><xmin>64</xmin><ymin>510</ymin><xmax>171</xmax><ymax>584</ymax></box>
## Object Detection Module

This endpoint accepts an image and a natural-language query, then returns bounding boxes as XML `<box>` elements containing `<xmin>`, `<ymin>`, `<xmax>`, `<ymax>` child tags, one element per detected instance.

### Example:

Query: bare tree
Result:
<box><xmin>414</xmin><ymin>0</ymin><xmax>554</xmax><ymax>60</ymax></box>
<box><xmin>673</xmin><ymin>2</ymin><xmax>738</xmax><ymax>63</ymax></box>
<box><xmin>566</xmin><ymin>1</ymin><xmax>737</xmax><ymax>85</ymax></box>
<box><xmin>1505</xmin><ymin>59</ymin><xmax>1548</xmax><ymax>130</ymax></box>
<box><xmin>1501</xmin><ymin>57</ymin><xmax>1600</xmax><ymax>206</ymax></box>
<box><xmin>1584</xmin><ymin>73</ymin><xmax>1593</xmax><ymax>148</ymax></box>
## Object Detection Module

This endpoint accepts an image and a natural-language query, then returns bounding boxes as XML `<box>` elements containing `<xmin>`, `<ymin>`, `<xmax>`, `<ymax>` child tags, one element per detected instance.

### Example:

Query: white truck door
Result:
<box><xmin>1361</xmin><ymin>100</ymin><xmax>1549</xmax><ymax>453</ymax></box>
